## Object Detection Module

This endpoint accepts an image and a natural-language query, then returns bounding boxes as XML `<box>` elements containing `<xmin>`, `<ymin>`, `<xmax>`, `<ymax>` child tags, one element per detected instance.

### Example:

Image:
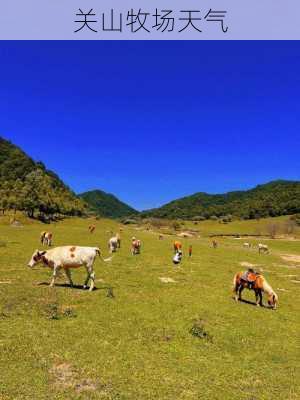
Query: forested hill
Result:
<box><xmin>0</xmin><ymin>137</ymin><xmax>85</xmax><ymax>218</ymax></box>
<box><xmin>79</xmin><ymin>190</ymin><xmax>138</xmax><ymax>219</ymax></box>
<box><xmin>142</xmin><ymin>180</ymin><xmax>300</xmax><ymax>220</ymax></box>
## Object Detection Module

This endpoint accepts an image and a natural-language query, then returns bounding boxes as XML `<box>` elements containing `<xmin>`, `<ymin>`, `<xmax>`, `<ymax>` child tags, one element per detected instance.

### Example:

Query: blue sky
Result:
<box><xmin>0</xmin><ymin>41</ymin><xmax>299</xmax><ymax>210</ymax></box>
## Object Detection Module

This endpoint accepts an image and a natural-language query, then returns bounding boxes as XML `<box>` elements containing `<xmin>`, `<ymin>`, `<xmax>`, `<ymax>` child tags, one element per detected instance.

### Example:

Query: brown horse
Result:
<box><xmin>233</xmin><ymin>271</ymin><xmax>278</xmax><ymax>309</ymax></box>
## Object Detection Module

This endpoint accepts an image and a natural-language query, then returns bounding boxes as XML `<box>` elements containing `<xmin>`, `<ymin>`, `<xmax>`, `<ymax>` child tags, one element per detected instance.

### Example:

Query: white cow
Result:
<box><xmin>108</xmin><ymin>236</ymin><xmax>119</xmax><ymax>253</ymax></box>
<box><xmin>243</xmin><ymin>242</ymin><xmax>251</xmax><ymax>248</ymax></box>
<box><xmin>258</xmin><ymin>243</ymin><xmax>269</xmax><ymax>254</ymax></box>
<box><xmin>28</xmin><ymin>246</ymin><xmax>111</xmax><ymax>291</ymax></box>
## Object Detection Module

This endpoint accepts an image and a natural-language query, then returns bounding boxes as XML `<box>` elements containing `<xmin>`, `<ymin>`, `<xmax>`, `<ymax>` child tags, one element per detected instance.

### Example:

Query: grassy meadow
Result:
<box><xmin>0</xmin><ymin>215</ymin><xmax>299</xmax><ymax>399</ymax></box>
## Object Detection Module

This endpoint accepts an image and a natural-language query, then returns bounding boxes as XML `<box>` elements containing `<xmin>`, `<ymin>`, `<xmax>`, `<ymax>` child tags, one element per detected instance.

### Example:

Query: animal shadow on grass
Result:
<box><xmin>236</xmin><ymin>298</ymin><xmax>268</xmax><ymax>309</ymax></box>
<box><xmin>37</xmin><ymin>282</ymin><xmax>115</xmax><ymax>296</ymax></box>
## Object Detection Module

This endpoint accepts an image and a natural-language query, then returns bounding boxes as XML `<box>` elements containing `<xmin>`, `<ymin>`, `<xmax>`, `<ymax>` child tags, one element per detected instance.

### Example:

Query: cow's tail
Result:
<box><xmin>96</xmin><ymin>248</ymin><xmax>113</xmax><ymax>262</ymax></box>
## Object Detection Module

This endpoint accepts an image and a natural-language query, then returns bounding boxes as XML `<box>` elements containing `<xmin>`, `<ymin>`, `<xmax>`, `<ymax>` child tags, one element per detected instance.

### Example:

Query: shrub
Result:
<box><xmin>189</xmin><ymin>319</ymin><xmax>212</xmax><ymax>342</ymax></box>
<box><xmin>193</xmin><ymin>216</ymin><xmax>206</xmax><ymax>221</ymax></box>
<box><xmin>45</xmin><ymin>302</ymin><xmax>60</xmax><ymax>320</ymax></box>
<box><xmin>122</xmin><ymin>218</ymin><xmax>138</xmax><ymax>225</ymax></box>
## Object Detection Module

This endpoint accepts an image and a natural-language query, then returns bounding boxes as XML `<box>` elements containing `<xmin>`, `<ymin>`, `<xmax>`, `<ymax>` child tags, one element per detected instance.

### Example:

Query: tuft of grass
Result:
<box><xmin>44</xmin><ymin>302</ymin><xmax>60</xmax><ymax>320</ymax></box>
<box><xmin>62</xmin><ymin>307</ymin><xmax>77</xmax><ymax>318</ymax></box>
<box><xmin>189</xmin><ymin>318</ymin><xmax>213</xmax><ymax>342</ymax></box>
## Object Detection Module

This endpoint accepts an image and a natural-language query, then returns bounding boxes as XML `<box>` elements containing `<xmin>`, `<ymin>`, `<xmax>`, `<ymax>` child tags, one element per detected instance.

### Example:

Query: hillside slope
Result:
<box><xmin>0</xmin><ymin>137</ymin><xmax>85</xmax><ymax>218</ymax></box>
<box><xmin>79</xmin><ymin>190</ymin><xmax>138</xmax><ymax>219</ymax></box>
<box><xmin>142</xmin><ymin>180</ymin><xmax>300</xmax><ymax>220</ymax></box>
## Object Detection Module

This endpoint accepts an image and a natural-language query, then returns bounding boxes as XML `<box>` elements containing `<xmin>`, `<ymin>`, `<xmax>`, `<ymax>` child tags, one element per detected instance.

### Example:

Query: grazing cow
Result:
<box><xmin>88</xmin><ymin>225</ymin><xmax>96</xmax><ymax>234</ymax></box>
<box><xmin>173</xmin><ymin>241</ymin><xmax>182</xmax><ymax>254</ymax></box>
<box><xmin>212</xmin><ymin>240</ymin><xmax>218</xmax><ymax>249</ymax></box>
<box><xmin>243</xmin><ymin>242</ymin><xmax>251</xmax><ymax>249</ymax></box>
<box><xmin>131</xmin><ymin>237</ymin><xmax>141</xmax><ymax>255</ymax></box>
<box><xmin>258</xmin><ymin>243</ymin><xmax>269</xmax><ymax>254</ymax></box>
<box><xmin>40</xmin><ymin>231</ymin><xmax>53</xmax><ymax>246</ymax></box>
<box><xmin>108</xmin><ymin>236</ymin><xmax>119</xmax><ymax>253</ymax></box>
<box><xmin>28</xmin><ymin>246</ymin><xmax>111</xmax><ymax>291</ymax></box>
<box><xmin>233</xmin><ymin>270</ymin><xmax>278</xmax><ymax>309</ymax></box>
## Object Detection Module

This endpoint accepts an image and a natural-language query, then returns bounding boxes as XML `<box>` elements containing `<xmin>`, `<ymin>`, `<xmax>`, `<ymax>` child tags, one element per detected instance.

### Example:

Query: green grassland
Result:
<box><xmin>0</xmin><ymin>215</ymin><xmax>299</xmax><ymax>400</ymax></box>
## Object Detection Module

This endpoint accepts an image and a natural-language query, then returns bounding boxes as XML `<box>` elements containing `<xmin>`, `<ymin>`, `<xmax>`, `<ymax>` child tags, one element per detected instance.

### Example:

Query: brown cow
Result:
<box><xmin>173</xmin><ymin>241</ymin><xmax>182</xmax><ymax>254</ymax></box>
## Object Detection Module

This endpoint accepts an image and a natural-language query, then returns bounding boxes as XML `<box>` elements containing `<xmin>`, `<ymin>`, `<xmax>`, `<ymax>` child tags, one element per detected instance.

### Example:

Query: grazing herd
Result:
<box><xmin>28</xmin><ymin>226</ymin><xmax>278</xmax><ymax>309</ymax></box>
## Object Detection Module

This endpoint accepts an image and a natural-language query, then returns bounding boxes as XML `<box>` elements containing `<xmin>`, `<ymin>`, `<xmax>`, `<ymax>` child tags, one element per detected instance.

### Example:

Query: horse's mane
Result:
<box><xmin>261</xmin><ymin>276</ymin><xmax>275</xmax><ymax>295</ymax></box>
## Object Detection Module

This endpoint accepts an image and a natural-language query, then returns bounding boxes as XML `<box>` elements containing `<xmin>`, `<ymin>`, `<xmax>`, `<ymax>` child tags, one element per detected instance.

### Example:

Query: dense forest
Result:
<box><xmin>0</xmin><ymin>137</ymin><xmax>86</xmax><ymax>219</ymax></box>
<box><xmin>142</xmin><ymin>180</ymin><xmax>300</xmax><ymax>220</ymax></box>
<box><xmin>79</xmin><ymin>190</ymin><xmax>137</xmax><ymax>219</ymax></box>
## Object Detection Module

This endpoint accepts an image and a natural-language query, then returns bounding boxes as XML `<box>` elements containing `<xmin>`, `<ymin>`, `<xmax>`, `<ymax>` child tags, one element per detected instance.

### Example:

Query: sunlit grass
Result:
<box><xmin>0</xmin><ymin>214</ymin><xmax>299</xmax><ymax>399</ymax></box>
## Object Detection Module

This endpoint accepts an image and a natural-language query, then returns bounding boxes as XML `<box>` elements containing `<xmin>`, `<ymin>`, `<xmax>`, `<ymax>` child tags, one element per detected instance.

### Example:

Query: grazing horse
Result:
<box><xmin>233</xmin><ymin>271</ymin><xmax>278</xmax><ymax>309</ymax></box>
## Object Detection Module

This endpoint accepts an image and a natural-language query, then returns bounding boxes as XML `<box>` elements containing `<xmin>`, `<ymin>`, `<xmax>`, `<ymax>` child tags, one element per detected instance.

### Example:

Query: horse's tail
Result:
<box><xmin>233</xmin><ymin>272</ymin><xmax>239</xmax><ymax>291</ymax></box>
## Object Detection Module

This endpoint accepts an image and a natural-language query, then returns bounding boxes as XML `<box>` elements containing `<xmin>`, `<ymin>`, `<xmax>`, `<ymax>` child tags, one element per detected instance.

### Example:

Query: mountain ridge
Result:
<box><xmin>78</xmin><ymin>189</ymin><xmax>138</xmax><ymax>219</ymax></box>
<box><xmin>142</xmin><ymin>180</ymin><xmax>300</xmax><ymax>220</ymax></box>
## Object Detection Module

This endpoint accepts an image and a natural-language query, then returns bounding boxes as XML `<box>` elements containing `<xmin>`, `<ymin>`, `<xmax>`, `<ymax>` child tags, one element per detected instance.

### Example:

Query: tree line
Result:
<box><xmin>0</xmin><ymin>138</ymin><xmax>85</xmax><ymax>220</ymax></box>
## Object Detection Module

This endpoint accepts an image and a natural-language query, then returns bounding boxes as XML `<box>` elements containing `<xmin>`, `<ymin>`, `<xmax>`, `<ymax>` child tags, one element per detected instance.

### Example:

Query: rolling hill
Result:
<box><xmin>78</xmin><ymin>190</ymin><xmax>138</xmax><ymax>219</ymax></box>
<box><xmin>0</xmin><ymin>137</ymin><xmax>85</xmax><ymax>218</ymax></box>
<box><xmin>142</xmin><ymin>180</ymin><xmax>300</xmax><ymax>220</ymax></box>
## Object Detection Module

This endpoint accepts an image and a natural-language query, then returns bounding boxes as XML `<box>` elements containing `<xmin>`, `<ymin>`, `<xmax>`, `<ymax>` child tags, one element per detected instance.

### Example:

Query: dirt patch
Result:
<box><xmin>291</xmin><ymin>280</ymin><xmax>300</xmax><ymax>284</ymax></box>
<box><xmin>280</xmin><ymin>254</ymin><xmax>300</xmax><ymax>263</ymax></box>
<box><xmin>0</xmin><ymin>280</ymin><xmax>12</xmax><ymax>284</ymax></box>
<box><xmin>240</xmin><ymin>262</ymin><xmax>258</xmax><ymax>268</ymax></box>
<box><xmin>279</xmin><ymin>264</ymin><xmax>299</xmax><ymax>269</ymax></box>
<box><xmin>159</xmin><ymin>277</ymin><xmax>176</xmax><ymax>283</ymax></box>
<box><xmin>277</xmin><ymin>288</ymin><xmax>289</xmax><ymax>292</ymax></box>
<box><xmin>50</xmin><ymin>362</ymin><xmax>99</xmax><ymax>393</ymax></box>
<box><xmin>178</xmin><ymin>231</ymin><xmax>197</xmax><ymax>238</ymax></box>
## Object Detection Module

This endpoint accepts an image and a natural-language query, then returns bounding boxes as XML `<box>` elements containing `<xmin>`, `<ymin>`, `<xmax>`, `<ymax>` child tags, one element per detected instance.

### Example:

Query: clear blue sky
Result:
<box><xmin>0</xmin><ymin>41</ymin><xmax>299</xmax><ymax>211</ymax></box>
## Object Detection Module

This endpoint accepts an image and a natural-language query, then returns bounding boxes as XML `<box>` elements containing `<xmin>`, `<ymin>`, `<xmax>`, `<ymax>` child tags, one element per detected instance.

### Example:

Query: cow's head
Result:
<box><xmin>28</xmin><ymin>250</ymin><xmax>46</xmax><ymax>268</ymax></box>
